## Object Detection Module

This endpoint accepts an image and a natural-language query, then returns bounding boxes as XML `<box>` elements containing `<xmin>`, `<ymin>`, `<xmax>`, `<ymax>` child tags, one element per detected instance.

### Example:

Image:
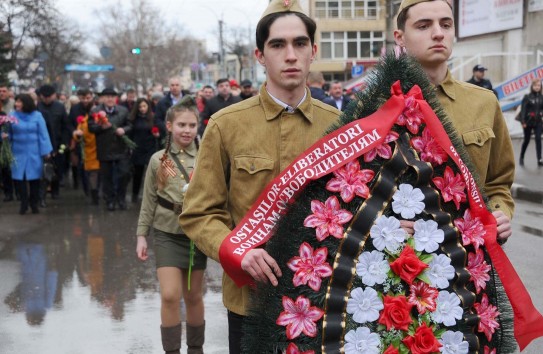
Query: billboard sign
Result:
<box><xmin>458</xmin><ymin>0</ymin><xmax>523</xmax><ymax>38</ymax></box>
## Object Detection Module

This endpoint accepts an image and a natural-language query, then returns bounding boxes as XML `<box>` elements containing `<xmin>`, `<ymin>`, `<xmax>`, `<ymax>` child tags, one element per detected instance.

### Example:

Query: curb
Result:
<box><xmin>511</xmin><ymin>183</ymin><xmax>543</xmax><ymax>205</ymax></box>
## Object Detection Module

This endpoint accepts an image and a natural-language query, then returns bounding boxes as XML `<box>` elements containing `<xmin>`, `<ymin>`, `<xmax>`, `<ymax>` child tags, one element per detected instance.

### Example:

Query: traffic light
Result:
<box><xmin>131</xmin><ymin>47</ymin><xmax>141</xmax><ymax>55</ymax></box>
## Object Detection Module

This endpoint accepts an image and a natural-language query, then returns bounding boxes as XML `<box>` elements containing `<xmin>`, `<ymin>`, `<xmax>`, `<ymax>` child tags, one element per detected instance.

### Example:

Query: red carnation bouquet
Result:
<box><xmin>0</xmin><ymin>114</ymin><xmax>18</xmax><ymax>167</ymax></box>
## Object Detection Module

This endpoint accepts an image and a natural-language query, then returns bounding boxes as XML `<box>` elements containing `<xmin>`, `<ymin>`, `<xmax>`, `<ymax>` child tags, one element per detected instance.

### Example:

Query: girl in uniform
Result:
<box><xmin>136</xmin><ymin>96</ymin><xmax>206</xmax><ymax>354</ymax></box>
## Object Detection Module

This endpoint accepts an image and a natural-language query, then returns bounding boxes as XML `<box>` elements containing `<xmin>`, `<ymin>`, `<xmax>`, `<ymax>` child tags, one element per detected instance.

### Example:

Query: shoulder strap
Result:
<box><xmin>169</xmin><ymin>153</ymin><xmax>190</xmax><ymax>182</ymax></box>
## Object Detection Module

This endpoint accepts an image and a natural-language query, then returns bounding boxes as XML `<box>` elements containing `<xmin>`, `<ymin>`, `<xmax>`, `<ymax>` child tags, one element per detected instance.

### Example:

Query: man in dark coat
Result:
<box><xmin>198</xmin><ymin>78</ymin><xmax>242</xmax><ymax>136</ymax></box>
<box><xmin>37</xmin><ymin>84</ymin><xmax>71</xmax><ymax>200</ymax></box>
<box><xmin>323</xmin><ymin>81</ymin><xmax>351</xmax><ymax>112</ymax></box>
<box><xmin>467</xmin><ymin>65</ymin><xmax>495</xmax><ymax>91</ymax></box>
<box><xmin>154</xmin><ymin>76</ymin><xmax>189</xmax><ymax>124</ymax></box>
<box><xmin>87</xmin><ymin>88</ymin><xmax>131</xmax><ymax>211</ymax></box>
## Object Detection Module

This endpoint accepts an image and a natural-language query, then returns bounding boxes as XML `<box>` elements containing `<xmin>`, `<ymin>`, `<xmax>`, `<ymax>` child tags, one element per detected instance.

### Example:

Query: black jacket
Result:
<box><xmin>199</xmin><ymin>94</ymin><xmax>242</xmax><ymax>136</ymax></box>
<box><xmin>520</xmin><ymin>92</ymin><xmax>543</xmax><ymax>127</ymax></box>
<box><xmin>88</xmin><ymin>104</ymin><xmax>131</xmax><ymax>161</ymax></box>
<box><xmin>467</xmin><ymin>76</ymin><xmax>493</xmax><ymax>90</ymax></box>
<box><xmin>37</xmin><ymin>100</ymin><xmax>70</xmax><ymax>150</ymax></box>
<box><xmin>129</xmin><ymin>114</ymin><xmax>160</xmax><ymax>166</ymax></box>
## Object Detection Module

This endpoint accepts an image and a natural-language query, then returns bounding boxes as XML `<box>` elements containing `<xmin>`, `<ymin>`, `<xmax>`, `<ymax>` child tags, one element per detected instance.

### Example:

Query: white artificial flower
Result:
<box><xmin>344</xmin><ymin>327</ymin><xmax>381</xmax><ymax>354</ymax></box>
<box><xmin>391</xmin><ymin>184</ymin><xmax>425</xmax><ymax>219</ymax></box>
<box><xmin>439</xmin><ymin>331</ymin><xmax>469</xmax><ymax>354</ymax></box>
<box><xmin>346</xmin><ymin>287</ymin><xmax>384</xmax><ymax>323</ymax></box>
<box><xmin>425</xmin><ymin>254</ymin><xmax>455</xmax><ymax>289</ymax></box>
<box><xmin>369</xmin><ymin>215</ymin><xmax>406</xmax><ymax>252</ymax></box>
<box><xmin>356</xmin><ymin>251</ymin><xmax>390</xmax><ymax>286</ymax></box>
<box><xmin>413</xmin><ymin>219</ymin><xmax>444</xmax><ymax>253</ymax></box>
<box><xmin>432</xmin><ymin>291</ymin><xmax>463</xmax><ymax>326</ymax></box>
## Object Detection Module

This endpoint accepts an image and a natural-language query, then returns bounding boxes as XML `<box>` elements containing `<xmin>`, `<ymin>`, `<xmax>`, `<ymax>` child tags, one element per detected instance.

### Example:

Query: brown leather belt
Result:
<box><xmin>157</xmin><ymin>196</ymin><xmax>183</xmax><ymax>214</ymax></box>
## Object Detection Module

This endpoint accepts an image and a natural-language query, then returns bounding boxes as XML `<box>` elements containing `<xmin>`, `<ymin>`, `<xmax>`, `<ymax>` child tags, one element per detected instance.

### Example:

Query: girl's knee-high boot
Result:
<box><xmin>186</xmin><ymin>321</ymin><xmax>205</xmax><ymax>354</ymax></box>
<box><xmin>161</xmin><ymin>323</ymin><xmax>182</xmax><ymax>354</ymax></box>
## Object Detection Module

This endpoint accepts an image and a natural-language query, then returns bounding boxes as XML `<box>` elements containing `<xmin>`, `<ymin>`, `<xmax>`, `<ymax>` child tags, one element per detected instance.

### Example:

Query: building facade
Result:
<box><xmin>306</xmin><ymin>0</ymin><xmax>543</xmax><ymax>92</ymax></box>
<box><xmin>307</xmin><ymin>0</ymin><xmax>388</xmax><ymax>82</ymax></box>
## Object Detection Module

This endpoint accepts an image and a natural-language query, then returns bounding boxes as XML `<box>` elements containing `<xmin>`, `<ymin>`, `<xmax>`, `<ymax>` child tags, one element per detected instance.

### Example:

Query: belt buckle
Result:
<box><xmin>173</xmin><ymin>203</ymin><xmax>183</xmax><ymax>214</ymax></box>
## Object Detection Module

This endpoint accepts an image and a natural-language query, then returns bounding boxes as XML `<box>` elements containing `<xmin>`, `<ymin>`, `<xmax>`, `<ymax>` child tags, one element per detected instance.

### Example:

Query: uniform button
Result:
<box><xmin>181</xmin><ymin>160</ymin><xmax>185</xmax><ymax>163</ymax></box>
<box><xmin>250</xmin><ymin>164</ymin><xmax>255</xmax><ymax>172</ymax></box>
<box><xmin>477</xmin><ymin>137</ymin><xmax>481</xmax><ymax>143</ymax></box>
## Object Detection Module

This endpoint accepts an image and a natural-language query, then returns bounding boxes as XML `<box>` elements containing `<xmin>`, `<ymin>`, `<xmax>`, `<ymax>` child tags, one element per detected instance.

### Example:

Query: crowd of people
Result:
<box><xmin>0</xmin><ymin>68</ymin><xmax>360</xmax><ymax>216</ymax></box>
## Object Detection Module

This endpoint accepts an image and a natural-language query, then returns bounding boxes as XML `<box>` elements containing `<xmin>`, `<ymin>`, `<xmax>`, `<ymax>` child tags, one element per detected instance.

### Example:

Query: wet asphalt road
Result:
<box><xmin>0</xmin><ymin>189</ymin><xmax>227</xmax><ymax>354</ymax></box>
<box><xmin>0</xmin><ymin>187</ymin><xmax>542</xmax><ymax>353</ymax></box>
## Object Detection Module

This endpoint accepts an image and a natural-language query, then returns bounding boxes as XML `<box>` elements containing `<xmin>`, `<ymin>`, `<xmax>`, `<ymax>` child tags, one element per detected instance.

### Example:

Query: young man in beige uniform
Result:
<box><xmin>394</xmin><ymin>0</ymin><xmax>514</xmax><ymax>243</ymax></box>
<box><xmin>179</xmin><ymin>0</ymin><xmax>340</xmax><ymax>352</ymax></box>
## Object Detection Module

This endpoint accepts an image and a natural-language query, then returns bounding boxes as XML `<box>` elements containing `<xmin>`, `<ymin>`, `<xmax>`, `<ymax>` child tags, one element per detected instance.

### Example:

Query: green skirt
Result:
<box><xmin>153</xmin><ymin>228</ymin><xmax>207</xmax><ymax>270</ymax></box>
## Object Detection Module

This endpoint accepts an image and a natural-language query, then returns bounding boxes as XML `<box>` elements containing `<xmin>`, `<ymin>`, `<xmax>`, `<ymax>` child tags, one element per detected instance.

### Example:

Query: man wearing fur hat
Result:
<box><xmin>87</xmin><ymin>88</ymin><xmax>131</xmax><ymax>211</ymax></box>
<box><xmin>179</xmin><ymin>0</ymin><xmax>340</xmax><ymax>352</ymax></box>
<box><xmin>393</xmin><ymin>0</ymin><xmax>514</xmax><ymax>242</ymax></box>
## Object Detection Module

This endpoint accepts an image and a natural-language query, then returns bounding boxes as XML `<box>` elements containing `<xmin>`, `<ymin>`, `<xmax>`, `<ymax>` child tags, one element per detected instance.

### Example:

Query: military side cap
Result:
<box><xmin>397</xmin><ymin>0</ymin><xmax>449</xmax><ymax>16</ymax></box>
<box><xmin>260</xmin><ymin>0</ymin><xmax>307</xmax><ymax>20</ymax></box>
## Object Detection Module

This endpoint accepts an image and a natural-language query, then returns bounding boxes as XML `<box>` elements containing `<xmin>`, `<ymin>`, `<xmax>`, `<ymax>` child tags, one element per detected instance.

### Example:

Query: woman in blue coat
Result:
<box><xmin>4</xmin><ymin>94</ymin><xmax>52</xmax><ymax>214</ymax></box>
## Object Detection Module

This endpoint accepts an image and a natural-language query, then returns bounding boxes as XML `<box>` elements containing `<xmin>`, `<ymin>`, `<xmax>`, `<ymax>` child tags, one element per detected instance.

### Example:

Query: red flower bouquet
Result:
<box><xmin>92</xmin><ymin>111</ymin><xmax>136</xmax><ymax>149</ymax></box>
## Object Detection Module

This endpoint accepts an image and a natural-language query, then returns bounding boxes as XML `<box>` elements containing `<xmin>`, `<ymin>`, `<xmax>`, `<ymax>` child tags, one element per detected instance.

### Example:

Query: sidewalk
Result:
<box><xmin>511</xmin><ymin>137</ymin><xmax>543</xmax><ymax>204</ymax></box>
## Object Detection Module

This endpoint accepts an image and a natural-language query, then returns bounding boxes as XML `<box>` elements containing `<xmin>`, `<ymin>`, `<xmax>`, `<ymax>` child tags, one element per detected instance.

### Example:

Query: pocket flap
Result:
<box><xmin>234</xmin><ymin>155</ymin><xmax>274</xmax><ymax>174</ymax></box>
<box><xmin>462</xmin><ymin>127</ymin><xmax>495</xmax><ymax>147</ymax></box>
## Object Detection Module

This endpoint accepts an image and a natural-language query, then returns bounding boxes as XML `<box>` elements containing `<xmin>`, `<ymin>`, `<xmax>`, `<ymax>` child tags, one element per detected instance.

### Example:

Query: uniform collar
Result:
<box><xmin>259</xmin><ymin>83</ymin><xmax>314</xmax><ymax>122</ymax></box>
<box><xmin>437</xmin><ymin>70</ymin><xmax>456</xmax><ymax>101</ymax></box>
<box><xmin>170</xmin><ymin>141</ymin><xmax>197</xmax><ymax>157</ymax></box>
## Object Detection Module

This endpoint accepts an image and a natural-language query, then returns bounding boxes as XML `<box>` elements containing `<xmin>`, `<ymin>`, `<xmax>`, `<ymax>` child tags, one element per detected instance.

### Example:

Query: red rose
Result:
<box><xmin>390</xmin><ymin>245</ymin><xmax>428</xmax><ymax>285</ymax></box>
<box><xmin>402</xmin><ymin>323</ymin><xmax>441</xmax><ymax>354</ymax></box>
<box><xmin>383</xmin><ymin>344</ymin><xmax>400</xmax><ymax>354</ymax></box>
<box><xmin>76</xmin><ymin>115</ymin><xmax>85</xmax><ymax>124</ymax></box>
<box><xmin>378</xmin><ymin>295</ymin><xmax>414</xmax><ymax>331</ymax></box>
<box><xmin>151</xmin><ymin>126</ymin><xmax>160</xmax><ymax>135</ymax></box>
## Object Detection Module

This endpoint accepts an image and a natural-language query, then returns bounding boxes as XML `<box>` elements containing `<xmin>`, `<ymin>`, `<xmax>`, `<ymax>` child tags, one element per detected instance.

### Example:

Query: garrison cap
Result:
<box><xmin>397</xmin><ymin>0</ymin><xmax>451</xmax><ymax>17</ymax></box>
<box><xmin>259</xmin><ymin>0</ymin><xmax>307</xmax><ymax>20</ymax></box>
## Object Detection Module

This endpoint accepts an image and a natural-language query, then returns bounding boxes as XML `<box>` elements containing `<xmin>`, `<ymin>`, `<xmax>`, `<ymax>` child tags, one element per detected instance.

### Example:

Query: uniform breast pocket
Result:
<box><xmin>461</xmin><ymin>127</ymin><xmax>495</xmax><ymax>163</ymax></box>
<box><xmin>234</xmin><ymin>155</ymin><xmax>274</xmax><ymax>175</ymax></box>
<box><xmin>462</xmin><ymin>127</ymin><xmax>495</xmax><ymax>147</ymax></box>
<box><xmin>231</xmin><ymin>155</ymin><xmax>275</xmax><ymax>206</ymax></box>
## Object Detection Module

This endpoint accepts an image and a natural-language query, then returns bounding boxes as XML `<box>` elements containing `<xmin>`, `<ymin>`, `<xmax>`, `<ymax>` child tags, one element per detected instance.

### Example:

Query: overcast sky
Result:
<box><xmin>55</xmin><ymin>0</ymin><xmax>270</xmax><ymax>55</ymax></box>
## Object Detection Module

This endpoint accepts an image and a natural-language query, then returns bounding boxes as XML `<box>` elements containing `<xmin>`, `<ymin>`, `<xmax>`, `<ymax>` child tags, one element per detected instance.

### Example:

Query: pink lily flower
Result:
<box><xmin>396</xmin><ymin>95</ymin><xmax>424</xmax><ymax>134</ymax></box>
<box><xmin>276</xmin><ymin>295</ymin><xmax>324</xmax><ymax>340</ymax></box>
<box><xmin>411</xmin><ymin>128</ymin><xmax>449</xmax><ymax>166</ymax></box>
<box><xmin>326</xmin><ymin>160</ymin><xmax>375</xmax><ymax>203</ymax></box>
<box><xmin>467</xmin><ymin>249</ymin><xmax>491</xmax><ymax>294</ymax></box>
<box><xmin>303</xmin><ymin>196</ymin><xmax>353</xmax><ymax>241</ymax></box>
<box><xmin>287</xmin><ymin>242</ymin><xmax>333</xmax><ymax>291</ymax></box>
<box><xmin>363</xmin><ymin>132</ymin><xmax>399</xmax><ymax>163</ymax></box>
<box><xmin>474</xmin><ymin>293</ymin><xmax>500</xmax><ymax>341</ymax></box>
<box><xmin>454</xmin><ymin>208</ymin><xmax>486</xmax><ymax>251</ymax></box>
<box><xmin>432</xmin><ymin>166</ymin><xmax>466</xmax><ymax>210</ymax></box>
